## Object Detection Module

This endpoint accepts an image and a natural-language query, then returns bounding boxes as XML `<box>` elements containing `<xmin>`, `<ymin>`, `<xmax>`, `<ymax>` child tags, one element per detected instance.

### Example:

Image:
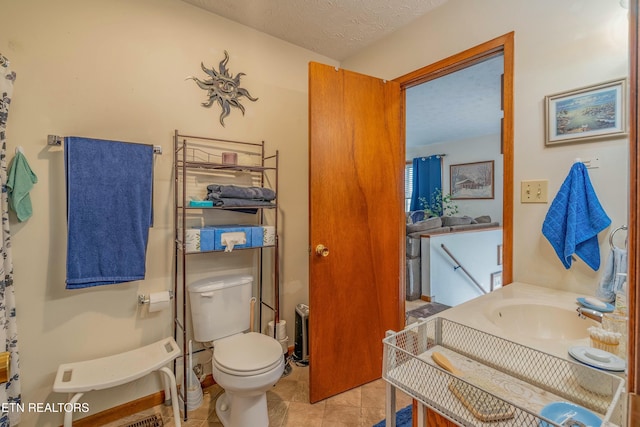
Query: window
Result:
<box><xmin>405</xmin><ymin>162</ymin><xmax>413</xmax><ymax>212</ymax></box>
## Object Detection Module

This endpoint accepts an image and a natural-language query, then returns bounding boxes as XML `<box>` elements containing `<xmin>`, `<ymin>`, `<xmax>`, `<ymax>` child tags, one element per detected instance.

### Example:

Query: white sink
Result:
<box><xmin>437</xmin><ymin>283</ymin><xmax>605</xmax><ymax>358</ymax></box>
<box><xmin>486</xmin><ymin>302</ymin><xmax>598</xmax><ymax>341</ymax></box>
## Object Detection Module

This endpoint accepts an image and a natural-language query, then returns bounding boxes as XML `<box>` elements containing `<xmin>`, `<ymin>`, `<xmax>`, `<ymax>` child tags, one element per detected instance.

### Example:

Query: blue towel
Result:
<box><xmin>596</xmin><ymin>247</ymin><xmax>627</xmax><ymax>302</ymax></box>
<box><xmin>65</xmin><ymin>137</ymin><xmax>153</xmax><ymax>289</ymax></box>
<box><xmin>542</xmin><ymin>162</ymin><xmax>611</xmax><ymax>270</ymax></box>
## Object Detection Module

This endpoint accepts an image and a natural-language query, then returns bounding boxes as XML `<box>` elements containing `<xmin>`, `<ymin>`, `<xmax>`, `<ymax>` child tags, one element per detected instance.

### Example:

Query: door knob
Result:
<box><xmin>315</xmin><ymin>244</ymin><xmax>330</xmax><ymax>257</ymax></box>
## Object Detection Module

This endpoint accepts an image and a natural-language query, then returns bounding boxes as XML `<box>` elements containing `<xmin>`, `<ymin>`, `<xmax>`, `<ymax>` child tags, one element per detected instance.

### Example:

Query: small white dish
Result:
<box><xmin>568</xmin><ymin>346</ymin><xmax>626</xmax><ymax>371</ymax></box>
<box><xmin>577</xmin><ymin>297</ymin><xmax>614</xmax><ymax>313</ymax></box>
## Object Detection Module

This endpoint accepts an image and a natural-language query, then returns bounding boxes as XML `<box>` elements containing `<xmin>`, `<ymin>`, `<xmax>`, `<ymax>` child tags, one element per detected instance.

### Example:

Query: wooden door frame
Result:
<box><xmin>394</xmin><ymin>32</ymin><xmax>514</xmax><ymax>286</ymax></box>
<box><xmin>628</xmin><ymin>0</ymin><xmax>639</xmax><ymax>419</ymax></box>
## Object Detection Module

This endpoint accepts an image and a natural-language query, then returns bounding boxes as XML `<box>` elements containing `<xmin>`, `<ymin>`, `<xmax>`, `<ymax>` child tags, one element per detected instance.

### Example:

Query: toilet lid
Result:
<box><xmin>214</xmin><ymin>332</ymin><xmax>283</xmax><ymax>376</ymax></box>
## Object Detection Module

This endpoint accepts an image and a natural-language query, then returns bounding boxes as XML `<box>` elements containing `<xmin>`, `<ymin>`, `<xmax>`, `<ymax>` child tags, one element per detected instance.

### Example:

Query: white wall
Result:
<box><xmin>408</xmin><ymin>133</ymin><xmax>503</xmax><ymax>223</ymax></box>
<box><xmin>343</xmin><ymin>0</ymin><xmax>629</xmax><ymax>295</ymax></box>
<box><xmin>0</xmin><ymin>0</ymin><xmax>337</xmax><ymax>424</ymax></box>
<box><xmin>0</xmin><ymin>0</ymin><xmax>630</xmax><ymax>424</ymax></box>
<box><xmin>422</xmin><ymin>229</ymin><xmax>503</xmax><ymax>306</ymax></box>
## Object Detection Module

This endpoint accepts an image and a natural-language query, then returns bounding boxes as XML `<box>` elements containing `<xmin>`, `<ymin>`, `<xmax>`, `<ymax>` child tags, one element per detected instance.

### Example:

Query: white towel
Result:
<box><xmin>596</xmin><ymin>247</ymin><xmax>627</xmax><ymax>302</ymax></box>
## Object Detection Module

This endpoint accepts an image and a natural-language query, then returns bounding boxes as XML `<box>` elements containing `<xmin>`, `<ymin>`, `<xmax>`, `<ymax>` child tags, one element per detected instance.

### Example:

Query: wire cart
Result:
<box><xmin>382</xmin><ymin>318</ymin><xmax>626</xmax><ymax>426</ymax></box>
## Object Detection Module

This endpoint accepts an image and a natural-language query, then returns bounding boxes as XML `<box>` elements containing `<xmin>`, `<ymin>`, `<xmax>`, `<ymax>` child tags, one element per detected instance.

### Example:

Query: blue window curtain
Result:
<box><xmin>410</xmin><ymin>156</ymin><xmax>442</xmax><ymax>213</ymax></box>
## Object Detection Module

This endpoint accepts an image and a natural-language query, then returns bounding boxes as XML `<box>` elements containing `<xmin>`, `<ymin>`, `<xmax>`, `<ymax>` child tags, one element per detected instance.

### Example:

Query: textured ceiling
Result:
<box><xmin>181</xmin><ymin>0</ymin><xmax>448</xmax><ymax>61</ymax></box>
<box><xmin>406</xmin><ymin>55</ymin><xmax>504</xmax><ymax>147</ymax></box>
<box><xmin>181</xmin><ymin>0</ymin><xmax>501</xmax><ymax>147</ymax></box>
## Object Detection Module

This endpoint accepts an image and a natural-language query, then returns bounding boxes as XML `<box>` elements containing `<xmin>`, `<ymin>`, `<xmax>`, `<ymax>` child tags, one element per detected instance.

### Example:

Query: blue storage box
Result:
<box><xmin>210</xmin><ymin>225</ymin><xmax>253</xmax><ymax>251</ymax></box>
<box><xmin>199</xmin><ymin>228</ymin><xmax>218</xmax><ymax>252</ymax></box>
<box><xmin>250</xmin><ymin>227</ymin><xmax>264</xmax><ymax>248</ymax></box>
<box><xmin>184</xmin><ymin>228</ymin><xmax>219</xmax><ymax>252</ymax></box>
<box><xmin>188</xmin><ymin>225</ymin><xmax>266</xmax><ymax>251</ymax></box>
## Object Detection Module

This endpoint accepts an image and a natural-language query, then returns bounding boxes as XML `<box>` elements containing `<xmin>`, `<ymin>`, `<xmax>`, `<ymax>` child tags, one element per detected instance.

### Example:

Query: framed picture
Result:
<box><xmin>450</xmin><ymin>161</ymin><xmax>494</xmax><ymax>200</ymax></box>
<box><xmin>545</xmin><ymin>78</ymin><xmax>627</xmax><ymax>145</ymax></box>
<box><xmin>497</xmin><ymin>244</ymin><xmax>503</xmax><ymax>266</ymax></box>
<box><xmin>491</xmin><ymin>271</ymin><xmax>502</xmax><ymax>291</ymax></box>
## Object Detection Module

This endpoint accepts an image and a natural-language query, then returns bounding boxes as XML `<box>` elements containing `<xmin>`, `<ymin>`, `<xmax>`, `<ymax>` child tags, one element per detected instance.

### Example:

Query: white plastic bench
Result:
<box><xmin>53</xmin><ymin>337</ymin><xmax>182</xmax><ymax>427</ymax></box>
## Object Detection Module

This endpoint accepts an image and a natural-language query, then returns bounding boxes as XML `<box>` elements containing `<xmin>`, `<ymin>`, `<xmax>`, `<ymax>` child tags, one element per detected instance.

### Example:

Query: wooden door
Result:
<box><xmin>308</xmin><ymin>62</ymin><xmax>404</xmax><ymax>402</ymax></box>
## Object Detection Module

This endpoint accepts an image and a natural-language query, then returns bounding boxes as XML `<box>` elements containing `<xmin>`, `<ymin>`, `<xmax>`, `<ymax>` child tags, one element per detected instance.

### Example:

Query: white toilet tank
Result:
<box><xmin>188</xmin><ymin>274</ymin><xmax>253</xmax><ymax>342</ymax></box>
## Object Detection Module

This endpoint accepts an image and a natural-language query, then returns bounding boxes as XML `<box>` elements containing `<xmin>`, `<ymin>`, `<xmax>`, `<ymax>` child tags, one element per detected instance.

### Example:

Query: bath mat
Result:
<box><xmin>373</xmin><ymin>404</ymin><xmax>412</xmax><ymax>427</ymax></box>
<box><xmin>406</xmin><ymin>302</ymin><xmax>450</xmax><ymax>320</ymax></box>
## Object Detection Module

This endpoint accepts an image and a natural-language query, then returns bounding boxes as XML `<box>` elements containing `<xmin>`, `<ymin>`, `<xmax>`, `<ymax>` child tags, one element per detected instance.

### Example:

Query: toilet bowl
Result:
<box><xmin>187</xmin><ymin>275</ymin><xmax>285</xmax><ymax>427</ymax></box>
<box><xmin>212</xmin><ymin>332</ymin><xmax>285</xmax><ymax>427</ymax></box>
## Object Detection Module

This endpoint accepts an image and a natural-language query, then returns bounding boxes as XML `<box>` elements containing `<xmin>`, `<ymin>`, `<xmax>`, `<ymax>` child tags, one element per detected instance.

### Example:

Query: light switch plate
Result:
<box><xmin>521</xmin><ymin>180</ymin><xmax>548</xmax><ymax>203</ymax></box>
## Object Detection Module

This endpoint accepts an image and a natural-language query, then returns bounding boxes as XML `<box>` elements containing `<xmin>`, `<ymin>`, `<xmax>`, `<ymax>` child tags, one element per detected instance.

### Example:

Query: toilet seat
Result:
<box><xmin>213</xmin><ymin>332</ymin><xmax>283</xmax><ymax>376</ymax></box>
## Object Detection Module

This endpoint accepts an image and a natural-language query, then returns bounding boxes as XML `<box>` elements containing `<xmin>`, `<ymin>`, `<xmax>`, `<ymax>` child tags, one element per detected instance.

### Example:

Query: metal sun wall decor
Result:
<box><xmin>187</xmin><ymin>50</ymin><xmax>258</xmax><ymax>126</ymax></box>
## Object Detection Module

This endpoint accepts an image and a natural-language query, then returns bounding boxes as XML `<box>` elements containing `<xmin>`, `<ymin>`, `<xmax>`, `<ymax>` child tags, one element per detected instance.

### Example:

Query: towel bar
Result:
<box><xmin>609</xmin><ymin>225</ymin><xmax>627</xmax><ymax>250</ymax></box>
<box><xmin>47</xmin><ymin>135</ymin><xmax>162</xmax><ymax>154</ymax></box>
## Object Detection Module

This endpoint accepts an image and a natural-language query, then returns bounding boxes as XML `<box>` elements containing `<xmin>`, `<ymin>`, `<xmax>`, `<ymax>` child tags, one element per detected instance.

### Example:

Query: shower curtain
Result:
<box><xmin>409</xmin><ymin>155</ymin><xmax>442</xmax><ymax>213</ymax></box>
<box><xmin>0</xmin><ymin>63</ymin><xmax>21</xmax><ymax>426</ymax></box>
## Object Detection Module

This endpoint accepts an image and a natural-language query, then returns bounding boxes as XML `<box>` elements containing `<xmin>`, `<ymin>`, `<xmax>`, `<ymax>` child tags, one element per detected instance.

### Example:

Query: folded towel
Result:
<box><xmin>206</xmin><ymin>193</ymin><xmax>274</xmax><ymax>214</ymax></box>
<box><xmin>207</xmin><ymin>184</ymin><xmax>276</xmax><ymax>201</ymax></box>
<box><xmin>596</xmin><ymin>247</ymin><xmax>628</xmax><ymax>302</ymax></box>
<box><xmin>7</xmin><ymin>151</ymin><xmax>38</xmax><ymax>221</ymax></box>
<box><xmin>542</xmin><ymin>162</ymin><xmax>611</xmax><ymax>270</ymax></box>
<box><xmin>65</xmin><ymin>137</ymin><xmax>153</xmax><ymax>289</ymax></box>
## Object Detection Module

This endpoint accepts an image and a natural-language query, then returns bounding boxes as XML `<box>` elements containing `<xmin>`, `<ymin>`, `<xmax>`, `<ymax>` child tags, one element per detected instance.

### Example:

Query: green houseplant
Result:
<box><xmin>418</xmin><ymin>188</ymin><xmax>459</xmax><ymax>218</ymax></box>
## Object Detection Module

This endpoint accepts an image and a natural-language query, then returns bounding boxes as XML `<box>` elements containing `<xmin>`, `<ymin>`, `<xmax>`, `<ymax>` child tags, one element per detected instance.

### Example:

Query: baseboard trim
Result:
<box><xmin>420</xmin><ymin>295</ymin><xmax>432</xmax><ymax>302</ymax></box>
<box><xmin>64</xmin><ymin>391</ymin><xmax>166</xmax><ymax>427</ymax></box>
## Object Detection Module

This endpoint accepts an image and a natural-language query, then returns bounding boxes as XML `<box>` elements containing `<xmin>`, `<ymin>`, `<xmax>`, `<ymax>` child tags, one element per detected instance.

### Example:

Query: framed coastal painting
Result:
<box><xmin>491</xmin><ymin>271</ymin><xmax>503</xmax><ymax>290</ymax></box>
<box><xmin>545</xmin><ymin>78</ymin><xmax>627</xmax><ymax>145</ymax></box>
<box><xmin>450</xmin><ymin>160</ymin><xmax>494</xmax><ymax>200</ymax></box>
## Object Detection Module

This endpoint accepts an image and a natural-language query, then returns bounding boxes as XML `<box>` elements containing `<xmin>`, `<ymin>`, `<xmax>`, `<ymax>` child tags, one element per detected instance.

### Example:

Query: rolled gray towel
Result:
<box><xmin>207</xmin><ymin>184</ymin><xmax>276</xmax><ymax>201</ymax></box>
<box><xmin>206</xmin><ymin>193</ymin><xmax>275</xmax><ymax>207</ymax></box>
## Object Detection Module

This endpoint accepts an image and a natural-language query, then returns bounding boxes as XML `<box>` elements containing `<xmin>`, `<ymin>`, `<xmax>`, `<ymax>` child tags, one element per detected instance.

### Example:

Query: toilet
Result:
<box><xmin>188</xmin><ymin>274</ymin><xmax>284</xmax><ymax>427</ymax></box>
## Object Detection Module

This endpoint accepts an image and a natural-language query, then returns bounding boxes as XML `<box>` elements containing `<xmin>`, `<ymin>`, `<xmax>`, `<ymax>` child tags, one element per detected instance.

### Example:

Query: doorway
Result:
<box><xmin>395</xmin><ymin>33</ymin><xmax>513</xmax><ymax>322</ymax></box>
<box><xmin>404</xmin><ymin>53</ymin><xmax>506</xmax><ymax>321</ymax></box>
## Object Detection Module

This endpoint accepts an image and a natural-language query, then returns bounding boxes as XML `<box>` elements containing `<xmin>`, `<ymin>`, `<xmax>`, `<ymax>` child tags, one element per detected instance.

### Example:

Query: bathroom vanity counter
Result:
<box><xmin>433</xmin><ymin>281</ymin><xmax>599</xmax><ymax>359</ymax></box>
<box><xmin>383</xmin><ymin>314</ymin><xmax>625</xmax><ymax>427</ymax></box>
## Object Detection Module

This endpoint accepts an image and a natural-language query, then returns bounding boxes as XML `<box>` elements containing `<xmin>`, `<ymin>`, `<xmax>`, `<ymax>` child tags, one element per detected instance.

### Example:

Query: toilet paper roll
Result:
<box><xmin>277</xmin><ymin>336</ymin><xmax>289</xmax><ymax>354</ymax></box>
<box><xmin>267</xmin><ymin>320</ymin><xmax>287</xmax><ymax>339</ymax></box>
<box><xmin>148</xmin><ymin>291</ymin><xmax>171</xmax><ymax>313</ymax></box>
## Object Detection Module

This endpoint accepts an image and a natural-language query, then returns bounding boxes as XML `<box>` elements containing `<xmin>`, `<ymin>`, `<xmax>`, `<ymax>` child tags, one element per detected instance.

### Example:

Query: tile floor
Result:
<box><xmin>110</xmin><ymin>300</ymin><xmax>425</xmax><ymax>427</ymax></box>
<box><xmin>108</xmin><ymin>362</ymin><xmax>413</xmax><ymax>427</ymax></box>
<box><xmin>405</xmin><ymin>298</ymin><xmax>431</xmax><ymax>324</ymax></box>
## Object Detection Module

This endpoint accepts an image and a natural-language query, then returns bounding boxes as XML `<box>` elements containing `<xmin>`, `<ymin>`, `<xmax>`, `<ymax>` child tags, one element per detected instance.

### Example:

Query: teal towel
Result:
<box><xmin>7</xmin><ymin>151</ymin><xmax>37</xmax><ymax>222</ymax></box>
